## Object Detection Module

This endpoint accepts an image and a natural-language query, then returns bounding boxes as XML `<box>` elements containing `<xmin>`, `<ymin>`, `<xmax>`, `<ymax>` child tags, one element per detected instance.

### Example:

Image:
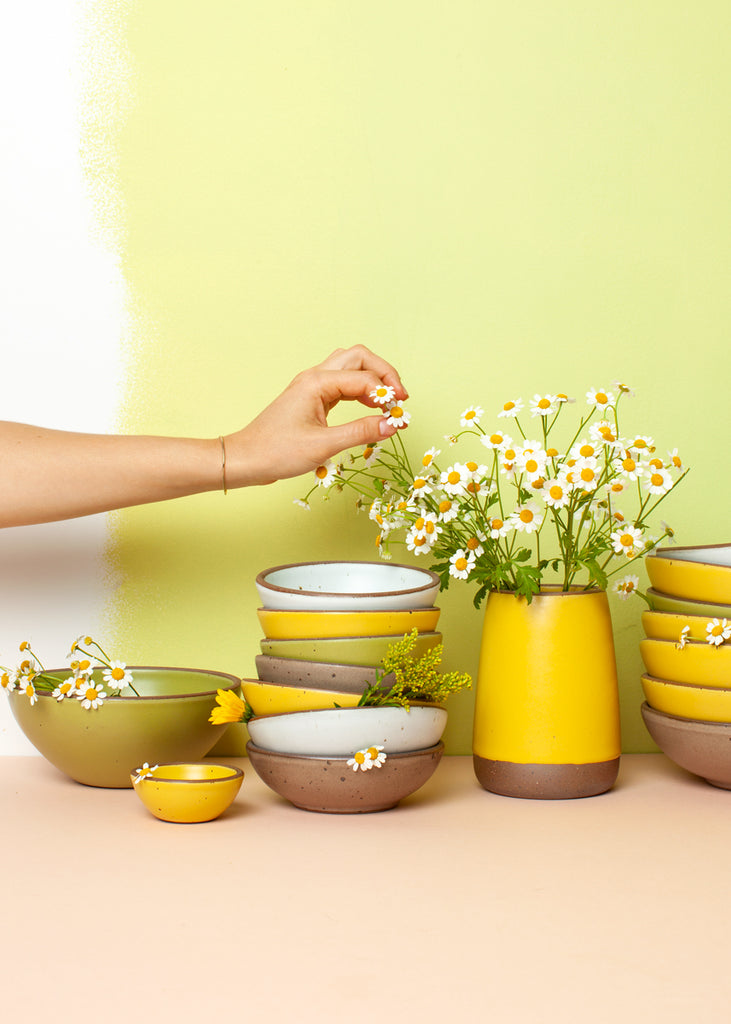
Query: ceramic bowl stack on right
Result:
<box><xmin>640</xmin><ymin>543</ymin><xmax>731</xmax><ymax>788</ymax></box>
<box><xmin>247</xmin><ymin>560</ymin><xmax>446</xmax><ymax>812</ymax></box>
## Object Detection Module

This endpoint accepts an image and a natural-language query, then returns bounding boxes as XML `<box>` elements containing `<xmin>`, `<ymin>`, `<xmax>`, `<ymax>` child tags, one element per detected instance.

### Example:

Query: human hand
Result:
<box><xmin>222</xmin><ymin>345</ymin><xmax>409</xmax><ymax>487</ymax></box>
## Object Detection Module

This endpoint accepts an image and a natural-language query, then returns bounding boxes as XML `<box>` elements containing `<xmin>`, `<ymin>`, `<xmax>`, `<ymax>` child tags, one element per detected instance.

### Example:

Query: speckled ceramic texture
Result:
<box><xmin>473</xmin><ymin>755</ymin><xmax>620</xmax><ymax>800</ymax></box>
<box><xmin>8</xmin><ymin>667</ymin><xmax>240</xmax><ymax>788</ymax></box>
<box><xmin>247</xmin><ymin>740</ymin><xmax>444</xmax><ymax>812</ymax></box>
<box><xmin>641</xmin><ymin>702</ymin><xmax>731</xmax><ymax>789</ymax></box>
<box><xmin>255</xmin><ymin>560</ymin><xmax>440</xmax><ymax>610</ymax></box>
<box><xmin>255</xmin><ymin>655</ymin><xmax>388</xmax><ymax>693</ymax></box>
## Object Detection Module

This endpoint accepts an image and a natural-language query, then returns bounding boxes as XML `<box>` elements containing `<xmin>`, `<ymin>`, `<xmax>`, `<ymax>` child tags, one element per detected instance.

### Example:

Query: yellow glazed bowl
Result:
<box><xmin>647</xmin><ymin>588</ymin><xmax>731</xmax><ymax>620</ymax></box>
<box><xmin>645</xmin><ymin>544</ymin><xmax>731</xmax><ymax>605</ymax></box>
<box><xmin>642</xmin><ymin>610</ymin><xmax>726</xmax><ymax>643</ymax></box>
<box><xmin>260</xmin><ymin>631</ymin><xmax>442</xmax><ymax>667</ymax></box>
<box><xmin>639</xmin><ymin>638</ymin><xmax>731</xmax><ymax>688</ymax></box>
<box><xmin>641</xmin><ymin>675</ymin><xmax>731</xmax><ymax>723</ymax></box>
<box><xmin>256</xmin><ymin>606</ymin><xmax>441</xmax><ymax>640</ymax></box>
<box><xmin>132</xmin><ymin>762</ymin><xmax>244</xmax><ymax>823</ymax></box>
<box><xmin>242</xmin><ymin>679</ymin><xmax>362</xmax><ymax>716</ymax></box>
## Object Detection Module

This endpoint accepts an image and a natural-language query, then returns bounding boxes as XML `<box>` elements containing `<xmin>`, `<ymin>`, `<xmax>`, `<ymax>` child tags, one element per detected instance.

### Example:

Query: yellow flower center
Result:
<box><xmin>354</xmin><ymin>751</ymin><xmax>366</xmax><ymax>764</ymax></box>
<box><xmin>366</xmin><ymin>747</ymin><xmax>379</xmax><ymax>759</ymax></box>
<box><xmin>363</xmin><ymin>446</ymin><xmax>374</xmax><ymax>460</ymax></box>
<box><xmin>413</xmin><ymin>536</ymin><xmax>426</xmax><ymax>546</ymax></box>
<box><xmin>413</xmin><ymin>478</ymin><xmax>427</xmax><ymax>490</ymax></box>
<box><xmin>466</xmin><ymin>481</ymin><xmax>480</xmax><ymax>493</ymax></box>
<box><xmin>711</xmin><ymin>624</ymin><xmax>724</xmax><ymax>637</ymax></box>
<box><xmin>466</xmin><ymin>460</ymin><xmax>478</xmax><ymax>472</ymax></box>
<box><xmin>525</xmin><ymin>458</ymin><xmax>539</xmax><ymax>474</ymax></box>
<box><xmin>580</xmin><ymin>467</ymin><xmax>595</xmax><ymax>483</ymax></box>
<box><xmin>422</xmin><ymin>453</ymin><xmax>433</xmax><ymax>466</ymax></box>
<box><xmin>448</xmin><ymin>470</ymin><xmax>461</xmax><ymax>485</ymax></box>
<box><xmin>596</xmin><ymin>392</ymin><xmax>608</xmax><ymax>404</ymax></box>
<box><xmin>650</xmin><ymin>473</ymin><xmax>664</xmax><ymax>487</ymax></box>
<box><xmin>466</xmin><ymin>537</ymin><xmax>480</xmax><ymax>550</ymax></box>
<box><xmin>439</xmin><ymin>500</ymin><xmax>452</xmax><ymax>514</ymax></box>
<box><xmin>425</xmin><ymin>521</ymin><xmax>436</xmax><ymax>535</ymax></box>
<box><xmin>672</xmin><ymin>454</ymin><xmax>682</xmax><ymax>467</ymax></box>
<box><xmin>85</xmin><ymin>686</ymin><xmax>99</xmax><ymax>701</ymax></box>
<box><xmin>531</xmin><ymin>477</ymin><xmax>546</xmax><ymax>490</ymax></box>
<box><xmin>633</xmin><ymin>438</ymin><xmax>648</xmax><ymax>449</ymax></box>
<box><xmin>620</xmin><ymin>533</ymin><xmax>634</xmax><ymax>547</ymax></box>
<box><xmin>489</xmin><ymin>433</ymin><xmax>504</xmax><ymax>446</ymax></box>
<box><xmin>111</xmin><ymin>667</ymin><xmax>125</xmax><ymax>681</ymax></box>
<box><xmin>579</xmin><ymin>444</ymin><xmax>595</xmax><ymax>458</ymax></box>
<box><xmin>455</xmin><ymin>557</ymin><xmax>468</xmax><ymax>571</ymax></box>
<box><xmin>490</xmin><ymin>518</ymin><xmax>504</xmax><ymax>530</ymax></box>
<box><xmin>538</xmin><ymin>398</ymin><xmax>551</xmax><ymax>409</ymax></box>
<box><xmin>622</xmin><ymin>457</ymin><xmax>636</xmax><ymax>472</ymax></box>
<box><xmin>415</xmin><ymin>517</ymin><xmax>425</xmax><ymax>530</ymax></box>
<box><xmin>504</xmin><ymin>448</ymin><xmax>516</xmax><ymax>461</ymax></box>
<box><xmin>503</xmin><ymin>401</ymin><xmax>515</xmax><ymax>411</ymax></box>
<box><xmin>315</xmin><ymin>465</ymin><xmax>328</xmax><ymax>479</ymax></box>
<box><xmin>389</xmin><ymin>406</ymin><xmax>403</xmax><ymax>418</ymax></box>
<box><xmin>519</xmin><ymin>509</ymin><xmax>534</xmax><ymax>523</ymax></box>
<box><xmin>464</xmin><ymin>410</ymin><xmax>476</xmax><ymax>420</ymax></box>
<box><xmin>549</xmin><ymin>485</ymin><xmax>563</xmax><ymax>500</ymax></box>
<box><xmin>546</xmin><ymin>447</ymin><xmax>559</xmax><ymax>458</ymax></box>
<box><xmin>649</xmin><ymin>457</ymin><xmax>663</xmax><ymax>469</ymax></box>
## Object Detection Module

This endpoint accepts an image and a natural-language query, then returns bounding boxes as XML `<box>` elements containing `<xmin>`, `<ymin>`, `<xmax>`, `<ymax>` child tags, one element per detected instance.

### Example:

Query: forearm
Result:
<box><xmin>0</xmin><ymin>422</ymin><xmax>222</xmax><ymax>527</ymax></box>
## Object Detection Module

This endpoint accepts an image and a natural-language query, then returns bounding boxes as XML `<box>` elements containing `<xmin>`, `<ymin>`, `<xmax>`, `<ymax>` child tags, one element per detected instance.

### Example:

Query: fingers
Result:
<box><xmin>314</xmin><ymin>413</ymin><xmax>399</xmax><ymax>461</ymax></box>
<box><xmin>315</xmin><ymin>345</ymin><xmax>408</xmax><ymax>401</ymax></box>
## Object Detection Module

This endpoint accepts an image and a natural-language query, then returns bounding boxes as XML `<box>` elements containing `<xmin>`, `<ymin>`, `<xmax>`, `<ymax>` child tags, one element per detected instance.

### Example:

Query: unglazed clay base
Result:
<box><xmin>473</xmin><ymin>755</ymin><xmax>620</xmax><ymax>800</ymax></box>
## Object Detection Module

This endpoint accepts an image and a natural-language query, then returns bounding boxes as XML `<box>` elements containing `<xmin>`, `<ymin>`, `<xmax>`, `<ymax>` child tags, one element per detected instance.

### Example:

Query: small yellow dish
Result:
<box><xmin>256</xmin><ymin>607</ymin><xmax>441</xmax><ymax>640</ymax></box>
<box><xmin>639</xmin><ymin>637</ymin><xmax>731</xmax><ymax>688</ymax></box>
<box><xmin>242</xmin><ymin>680</ymin><xmax>362</xmax><ymax>716</ymax></box>
<box><xmin>641</xmin><ymin>675</ymin><xmax>731</xmax><ymax>723</ymax></box>
<box><xmin>131</xmin><ymin>762</ymin><xmax>243</xmax><ymax>823</ymax></box>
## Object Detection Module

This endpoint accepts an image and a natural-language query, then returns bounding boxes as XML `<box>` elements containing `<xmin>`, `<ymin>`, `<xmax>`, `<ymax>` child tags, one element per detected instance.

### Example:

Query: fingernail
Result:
<box><xmin>379</xmin><ymin>418</ymin><xmax>394</xmax><ymax>437</ymax></box>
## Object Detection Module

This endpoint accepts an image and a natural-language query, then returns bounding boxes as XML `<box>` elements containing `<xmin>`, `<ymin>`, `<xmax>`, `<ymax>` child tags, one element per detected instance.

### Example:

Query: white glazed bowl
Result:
<box><xmin>255</xmin><ymin>561</ymin><xmax>441</xmax><ymax>611</ymax></box>
<box><xmin>246</xmin><ymin>705</ymin><xmax>448</xmax><ymax>756</ymax></box>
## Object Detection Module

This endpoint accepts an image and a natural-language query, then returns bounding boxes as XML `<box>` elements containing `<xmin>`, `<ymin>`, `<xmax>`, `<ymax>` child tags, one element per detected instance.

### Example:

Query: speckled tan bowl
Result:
<box><xmin>641</xmin><ymin>702</ymin><xmax>731</xmax><ymax>789</ymax></box>
<box><xmin>246</xmin><ymin>740</ymin><xmax>444</xmax><ymax>813</ymax></box>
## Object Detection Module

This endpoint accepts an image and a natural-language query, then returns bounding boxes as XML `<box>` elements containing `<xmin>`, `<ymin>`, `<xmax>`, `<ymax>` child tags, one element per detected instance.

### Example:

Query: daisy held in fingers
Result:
<box><xmin>304</xmin><ymin>375</ymin><xmax>689</xmax><ymax>603</ymax></box>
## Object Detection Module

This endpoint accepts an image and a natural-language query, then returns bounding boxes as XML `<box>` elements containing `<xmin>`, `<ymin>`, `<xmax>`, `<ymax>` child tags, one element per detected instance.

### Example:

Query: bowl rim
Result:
<box><xmin>646</xmin><ymin>588</ymin><xmax>731</xmax><ymax>614</ymax></box>
<box><xmin>246</xmin><ymin>739</ymin><xmax>444</xmax><ymax>762</ymax></box>
<box><xmin>640</xmin><ymin>701</ymin><xmax>731</xmax><ymax>729</ymax></box>
<box><xmin>243</xmin><ymin>678</ymin><xmax>360</xmax><ymax>697</ymax></box>
<box><xmin>248</xmin><ymin>703</ymin><xmax>447</xmax><ymax>724</ymax></box>
<box><xmin>256</xmin><ymin>606</ymin><xmax>442</xmax><ymax>617</ymax></box>
<box><xmin>260</xmin><ymin>630</ymin><xmax>442</xmax><ymax>645</ymax></box>
<box><xmin>641</xmin><ymin>672</ymin><xmax>731</xmax><ymax>695</ymax></box>
<box><xmin>255</xmin><ymin>560</ymin><xmax>441</xmax><ymax>599</ymax></box>
<box><xmin>133</xmin><ymin>762</ymin><xmax>244</xmax><ymax>784</ymax></box>
<box><xmin>640</xmin><ymin>636</ymin><xmax>731</xmax><ymax>652</ymax></box>
<box><xmin>14</xmin><ymin>666</ymin><xmax>241</xmax><ymax>703</ymax></box>
<box><xmin>649</xmin><ymin>542</ymin><xmax>731</xmax><ymax>567</ymax></box>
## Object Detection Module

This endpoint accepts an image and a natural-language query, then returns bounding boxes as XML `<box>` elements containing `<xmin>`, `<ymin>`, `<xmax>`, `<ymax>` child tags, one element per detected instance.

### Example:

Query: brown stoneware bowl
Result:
<box><xmin>641</xmin><ymin>702</ymin><xmax>731</xmax><ymax>789</ymax></box>
<box><xmin>246</xmin><ymin>740</ymin><xmax>444</xmax><ymax>812</ymax></box>
<box><xmin>255</xmin><ymin>655</ymin><xmax>389</xmax><ymax>694</ymax></box>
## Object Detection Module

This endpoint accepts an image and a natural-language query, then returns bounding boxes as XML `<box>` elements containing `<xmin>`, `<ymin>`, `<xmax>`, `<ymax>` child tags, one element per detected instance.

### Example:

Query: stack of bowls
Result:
<box><xmin>246</xmin><ymin>560</ymin><xmax>446</xmax><ymax>811</ymax></box>
<box><xmin>639</xmin><ymin>543</ymin><xmax>731</xmax><ymax>788</ymax></box>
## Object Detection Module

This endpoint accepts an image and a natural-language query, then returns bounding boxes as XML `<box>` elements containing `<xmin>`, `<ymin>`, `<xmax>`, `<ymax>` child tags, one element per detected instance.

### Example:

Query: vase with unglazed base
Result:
<box><xmin>472</xmin><ymin>587</ymin><xmax>621</xmax><ymax>799</ymax></box>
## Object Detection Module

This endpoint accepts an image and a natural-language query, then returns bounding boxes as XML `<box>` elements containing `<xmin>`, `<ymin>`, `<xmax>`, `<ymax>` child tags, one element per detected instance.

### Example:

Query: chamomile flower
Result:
<box><xmin>133</xmin><ymin>763</ymin><xmax>158</xmax><ymax>784</ymax></box>
<box><xmin>436</xmin><ymin>497</ymin><xmax>459</xmax><ymax>523</ymax></box>
<box><xmin>676</xmin><ymin>625</ymin><xmax>691</xmax><ymax>650</ymax></box>
<box><xmin>347</xmin><ymin>748</ymin><xmax>375</xmax><ymax>772</ymax></box>
<box><xmin>498</xmin><ymin>444</ymin><xmax>520</xmax><ymax>477</ymax></box>
<box><xmin>516</xmin><ymin>448</ymin><xmax>547</xmax><ymax>481</ymax></box>
<box><xmin>614</xmin><ymin>453</ymin><xmax>643</xmax><ymax>481</ymax></box>
<box><xmin>586</xmin><ymin>387</ymin><xmax>615</xmax><ymax>410</ymax></box>
<box><xmin>589</xmin><ymin>420</ymin><xmax>619</xmax><ymax>446</ymax></box>
<box><xmin>614</xmin><ymin>381</ymin><xmax>635</xmax><ymax>397</ymax></box>
<box><xmin>667</xmin><ymin>448</ymin><xmax>683</xmax><ymax>470</ymax></box>
<box><xmin>612</xmin><ymin>574</ymin><xmax>640</xmax><ymax>600</ymax></box>
<box><xmin>0</xmin><ymin>670</ymin><xmax>18</xmax><ymax>693</ymax></box>
<box><xmin>313</xmin><ymin>460</ymin><xmax>339</xmax><ymax>488</ymax></box>
<box><xmin>570</xmin><ymin>440</ymin><xmax>601</xmax><ymax>461</ymax></box>
<box><xmin>67</xmin><ymin>635</ymin><xmax>94</xmax><ymax>658</ymax></box>
<box><xmin>529</xmin><ymin>394</ymin><xmax>558</xmax><ymax>417</ymax></box>
<box><xmin>52</xmin><ymin>677</ymin><xmax>78</xmax><ymax>702</ymax></box>
<box><xmin>386</xmin><ymin>403</ymin><xmax>411</xmax><ymax>428</ymax></box>
<box><xmin>293</xmin><ymin>498</ymin><xmax>311</xmax><ymax>511</ymax></box>
<box><xmin>628</xmin><ymin>434</ymin><xmax>655</xmax><ymax>454</ymax></box>
<box><xmin>460</xmin><ymin>405</ymin><xmax>484</xmax><ymax>427</ymax></box>
<box><xmin>573</xmin><ymin>457</ymin><xmax>601</xmax><ymax>493</ymax></box>
<box><xmin>366</xmin><ymin>745</ymin><xmax>387</xmax><ymax>767</ymax></box>
<box><xmin>19</xmin><ymin>677</ymin><xmax>38</xmax><ymax>705</ymax></box>
<box><xmin>480</xmin><ymin>431</ymin><xmax>512</xmax><ymax>451</ymax></box>
<box><xmin>610</xmin><ymin>525</ymin><xmax>644</xmax><ymax>558</ymax></box>
<box><xmin>497</xmin><ymin>398</ymin><xmax>524</xmax><ymax>418</ymax></box>
<box><xmin>487</xmin><ymin>516</ymin><xmax>512</xmax><ymax>539</ymax></box>
<box><xmin>77</xmin><ymin>681</ymin><xmax>107</xmax><ymax>710</ymax></box>
<box><xmin>369</xmin><ymin>384</ymin><xmax>395</xmax><ymax>406</ymax></box>
<box><xmin>421</xmin><ymin>447</ymin><xmax>441</xmax><ymax>469</ymax></box>
<box><xmin>643</xmin><ymin>466</ymin><xmax>674</xmax><ymax>496</ymax></box>
<box><xmin>542</xmin><ymin>477</ymin><xmax>572</xmax><ymax>509</ymax></box>
<box><xmin>465</xmin><ymin>532</ymin><xmax>486</xmax><ymax>558</ymax></box>
<box><xmin>102</xmin><ymin>662</ymin><xmax>134</xmax><ymax>691</ymax></box>
<box><xmin>440</xmin><ymin>463</ymin><xmax>471</xmax><ymax>496</ymax></box>
<box><xmin>449</xmin><ymin>549</ymin><xmax>476</xmax><ymax>580</ymax></box>
<box><xmin>361</xmin><ymin>443</ymin><xmax>382</xmax><ymax>468</ymax></box>
<box><xmin>510</xmin><ymin>502</ymin><xmax>544</xmax><ymax>534</ymax></box>
<box><xmin>410</xmin><ymin>474</ymin><xmax>433</xmax><ymax>497</ymax></box>
<box><xmin>706</xmin><ymin>619</ymin><xmax>731</xmax><ymax>647</ymax></box>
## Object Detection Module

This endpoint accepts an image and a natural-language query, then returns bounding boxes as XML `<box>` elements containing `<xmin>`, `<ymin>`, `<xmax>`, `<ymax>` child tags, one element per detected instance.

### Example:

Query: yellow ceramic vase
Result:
<box><xmin>473</xmin><ymin>587</ymin><xmax>621</xmax><ymax>799</ymax></box>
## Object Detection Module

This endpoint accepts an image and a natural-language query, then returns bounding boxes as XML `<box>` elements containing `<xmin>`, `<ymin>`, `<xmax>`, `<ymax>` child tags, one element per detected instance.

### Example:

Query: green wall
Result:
<box><xmin>96</xmin><ymin>1</ymin><xmax>731</xmax><ymax>753</ymax></box>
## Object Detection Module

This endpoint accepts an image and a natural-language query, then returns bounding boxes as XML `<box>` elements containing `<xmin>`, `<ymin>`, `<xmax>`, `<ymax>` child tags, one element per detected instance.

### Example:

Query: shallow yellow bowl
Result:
<box><xmin>641</xmin><ymin>675</ymin><xmax>731</xmax><ymax>723</ymax></box>
<box><xmin>646</xmin><ymin>544</ymin><xmax>731</xmax><ymax>605</ymax></box>
<box><xmin>256</xmin><ymin>607</ymin><xmax>441</xmax><ymax>640</ymax></box>
<box><xmin>639</xmin><ymin>637</ymin><xmax>731</xmax><ymax>688</ymax></box>
<box><xmin>131</xmin><ymin>762</ymin><xmax>244</xmax><ymax>823</ymax></box>
<box><xmin>642</xmin><ymin>610</ymin><xmax>726</xmax><ymax>643</ymax></box>
<box><xmin>242</xmin><ymin>680</ymin><xmax>362</xmax><ymax>716</ymax></box>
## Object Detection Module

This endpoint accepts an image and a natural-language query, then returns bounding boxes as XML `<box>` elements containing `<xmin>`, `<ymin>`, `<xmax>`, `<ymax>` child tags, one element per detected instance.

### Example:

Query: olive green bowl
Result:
<box><xmin>8</xmin><ymin>667</ymin><xmax>240</xmax><ymax>789</ymax></box>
